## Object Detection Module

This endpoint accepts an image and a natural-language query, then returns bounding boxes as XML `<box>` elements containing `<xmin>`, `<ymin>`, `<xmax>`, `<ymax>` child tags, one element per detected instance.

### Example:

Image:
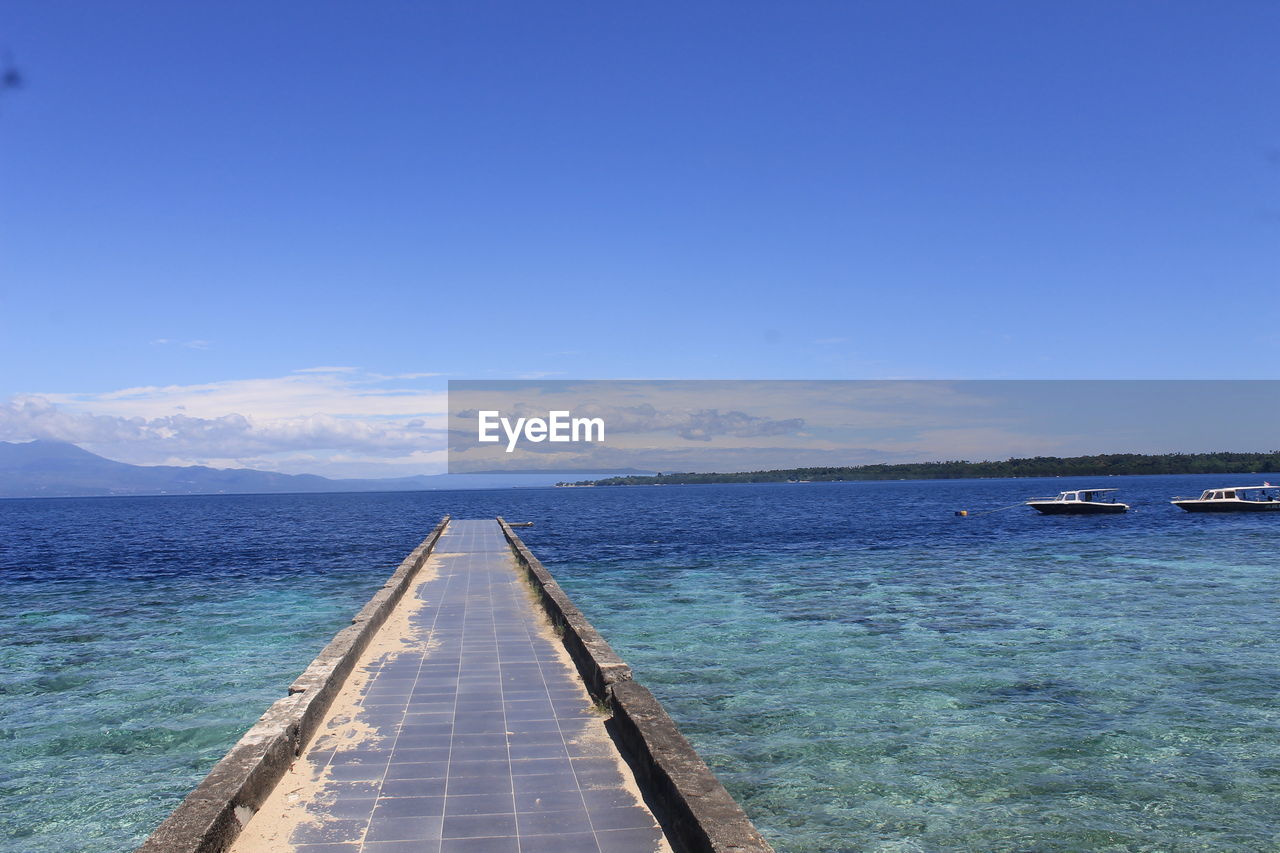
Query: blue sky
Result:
<box><xmin>1</xmin><ymin>3</ymin><xmax>1277</xmax><ymax>475</ymax></box>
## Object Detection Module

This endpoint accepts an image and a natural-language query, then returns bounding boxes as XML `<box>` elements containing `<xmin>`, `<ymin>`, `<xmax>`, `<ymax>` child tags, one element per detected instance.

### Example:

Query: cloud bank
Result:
<box><xmin>1</xmin><ymin>369</ymin><xmax>449</xmax><ymax>476</ymax></box>
<box><xmin>9</xmin><ymin>376</ymin><xmax>1279</xmax><ymax>480</ymax></box>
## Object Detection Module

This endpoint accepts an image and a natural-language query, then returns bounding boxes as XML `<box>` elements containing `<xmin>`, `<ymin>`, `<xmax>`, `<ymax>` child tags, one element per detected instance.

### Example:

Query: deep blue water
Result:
<box><xmin>2</xmin><ymin>475</ymin><xmax>1280</xmax><ymax>851</ymax></box>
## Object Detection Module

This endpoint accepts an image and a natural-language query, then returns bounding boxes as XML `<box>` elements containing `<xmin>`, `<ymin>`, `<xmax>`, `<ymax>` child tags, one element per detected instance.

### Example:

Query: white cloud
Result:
<box><xmin>150</xmin><ymin>338</ymin><xmax>212</xmax><ymax>350</ymax></box>
<box><xmin>1</xmin><ymin>369</ymin><xmax>451</xmax><ymax>477</ymax></box>
<box><xmin>45</xmin><ymin>369</ymin><xmax>447</xmax><ymax>421</ymax></box>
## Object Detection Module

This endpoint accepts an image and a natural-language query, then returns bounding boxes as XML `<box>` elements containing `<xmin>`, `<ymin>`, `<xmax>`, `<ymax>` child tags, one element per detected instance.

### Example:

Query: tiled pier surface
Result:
<box><xmin>242</xmin><ymin>519</ymin><xmax>669</xmax><ymax>853</ymax></box>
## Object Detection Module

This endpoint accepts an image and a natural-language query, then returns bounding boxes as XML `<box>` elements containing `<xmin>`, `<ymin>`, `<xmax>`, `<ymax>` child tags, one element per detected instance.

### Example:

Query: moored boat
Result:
<box><xmin>1026</xmin><ymin>488</ymin><xmax>1128</xmax><ymax>514</ymax></box>
<box><xmin>1171</xmin><ymin>485</ymin><xmax>1280</xmax><ymax>512</ymax></box>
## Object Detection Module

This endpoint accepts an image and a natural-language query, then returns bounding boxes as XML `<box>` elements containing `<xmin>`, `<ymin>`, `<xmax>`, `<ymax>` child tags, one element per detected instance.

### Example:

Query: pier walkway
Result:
<box><xmin>232</xmin><ymin>519</ymin><xmax>670</xmax><ymax>853</ymax></box>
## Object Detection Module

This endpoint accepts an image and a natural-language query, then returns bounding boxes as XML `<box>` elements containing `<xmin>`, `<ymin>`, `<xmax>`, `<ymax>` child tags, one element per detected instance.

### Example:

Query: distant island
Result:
<box><xmin>0</xmin><ymin>440</ymin><xmax>570</xmax><ymax>498</ymax></box>
<box><xmin>559</xmin><ymin>452</ymin><xmax>1280</xmax><ymax>487</ymax></box>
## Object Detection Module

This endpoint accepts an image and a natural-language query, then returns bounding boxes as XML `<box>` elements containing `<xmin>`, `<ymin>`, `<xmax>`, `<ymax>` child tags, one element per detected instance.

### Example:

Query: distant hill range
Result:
<box><xmin>563</xmin><ymin>452</ymin><xmax>1280</xmax><ymax>486</ymax></box>
<box><xmin>0</xmin><ymin>440</ymin><xmax>572</xmax><ymax>498</ymax></box>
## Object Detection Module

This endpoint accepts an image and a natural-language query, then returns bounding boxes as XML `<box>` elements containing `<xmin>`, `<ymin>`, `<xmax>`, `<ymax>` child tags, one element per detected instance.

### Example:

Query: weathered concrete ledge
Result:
<box><xmin>497</xmin><ymin>518</ymin><xmax>774</xmax><ymax>853</ymax></box>
<box><xmin>138</xmin><ymin>515</ymin><xmax>450</xmax><ymax>853</ymax></box>
<box><xmin>497</xmin><ymin>517</ymin><xmax>632</xmax><ymax>697</ymax></box>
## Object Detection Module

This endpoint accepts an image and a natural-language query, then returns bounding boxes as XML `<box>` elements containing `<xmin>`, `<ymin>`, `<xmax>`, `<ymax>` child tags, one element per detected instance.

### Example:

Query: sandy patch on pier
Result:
<box><xmin>230</xmin><ymin>552</ymin><xmax>441</xmax><ymax>853</ymax></box>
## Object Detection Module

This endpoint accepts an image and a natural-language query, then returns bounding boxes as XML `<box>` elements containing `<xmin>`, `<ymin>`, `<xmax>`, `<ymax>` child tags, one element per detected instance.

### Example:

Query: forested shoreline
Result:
<box><xmin>562</xmin><ymin>452</ymin><xmax>1280</xmax><ymax>486</ymax></box>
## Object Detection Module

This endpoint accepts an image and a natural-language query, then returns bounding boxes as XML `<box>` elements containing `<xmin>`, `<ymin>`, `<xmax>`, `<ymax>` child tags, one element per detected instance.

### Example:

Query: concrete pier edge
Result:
<box><xmin>137</xmin><ymin>515</ymin><xmax>451</xmax><ymax>853</ymax></box>
<box><xmin>497</xmin><ymin>518</ymin><xmax>774</xmax><ymax>853</ymax></box>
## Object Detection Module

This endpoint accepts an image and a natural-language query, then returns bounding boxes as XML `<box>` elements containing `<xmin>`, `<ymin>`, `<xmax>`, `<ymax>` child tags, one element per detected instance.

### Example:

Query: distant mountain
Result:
<box><xmin>0</xmin><ymin>440</ymin><xmax>571</xmax><ymax>498</ymax></box>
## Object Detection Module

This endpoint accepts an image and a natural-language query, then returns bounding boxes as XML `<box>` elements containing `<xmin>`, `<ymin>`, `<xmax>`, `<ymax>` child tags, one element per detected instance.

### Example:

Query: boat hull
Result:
<box><xmin>1028</xmin><ymin>502</ymin><xmax>1128</xmax><ymax>515</ymax></box>
<box><xmin>1173</xmin><ymin>501</ymin><xmax>1280</xmax><ymax>513</ymax></box>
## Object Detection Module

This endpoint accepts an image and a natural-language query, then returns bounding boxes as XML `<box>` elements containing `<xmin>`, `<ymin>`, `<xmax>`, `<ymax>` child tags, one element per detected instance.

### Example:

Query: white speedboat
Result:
<box><xmin>1171</xmin><ymin>485</ymin><xmax>1280</xmax><ymax>512</ymax></box>
<box><xmin>1026</xmin><ymin>488</ymin><xmax>1128</xmax><ymax>514</ymax></box>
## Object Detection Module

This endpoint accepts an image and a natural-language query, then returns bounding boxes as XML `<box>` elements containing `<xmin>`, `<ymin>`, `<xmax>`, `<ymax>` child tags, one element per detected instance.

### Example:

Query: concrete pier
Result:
<box><xmin>230</xmin><ymin>519</ymin><xmax>667</xmax><ymax>852</ymax></box>
<box><xmin>142</xmin><ymin>518</ymin><xmax>772</xmax><ymax>853</ymax></box>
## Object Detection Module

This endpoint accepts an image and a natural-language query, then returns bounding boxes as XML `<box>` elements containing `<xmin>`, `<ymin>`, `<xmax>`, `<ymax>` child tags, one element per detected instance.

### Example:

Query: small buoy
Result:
<box><xmin>955</xmin><ymin>510</ymin><xmax>968</xmax><ymax>516</ymax></box>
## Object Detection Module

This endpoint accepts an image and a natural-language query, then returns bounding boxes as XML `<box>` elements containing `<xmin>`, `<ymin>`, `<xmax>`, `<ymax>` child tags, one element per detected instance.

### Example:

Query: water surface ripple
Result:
<box><xmin>2</xmin><ymin>476</ymin><xmax>1278</xmax><ymax>851</ymax></box>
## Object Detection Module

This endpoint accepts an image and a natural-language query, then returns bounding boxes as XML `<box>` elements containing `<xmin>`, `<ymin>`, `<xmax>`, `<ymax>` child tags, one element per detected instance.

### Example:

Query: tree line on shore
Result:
<box><xmin>561</xmin><ymin>452</ymin><xmax>1280</xmax><ymax>486</ymax></box>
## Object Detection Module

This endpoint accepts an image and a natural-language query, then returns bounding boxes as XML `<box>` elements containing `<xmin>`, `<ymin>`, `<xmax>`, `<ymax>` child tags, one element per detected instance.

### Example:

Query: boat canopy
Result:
<box><xmin>1175</xmin><ymin>486</ymin><xmax>1280</xmax><ymax>501</ymax></box>
<box><xmin>1028</xmin><ymin>488</ymin><xmax>1121</xmax><ymax>502</ymax></box>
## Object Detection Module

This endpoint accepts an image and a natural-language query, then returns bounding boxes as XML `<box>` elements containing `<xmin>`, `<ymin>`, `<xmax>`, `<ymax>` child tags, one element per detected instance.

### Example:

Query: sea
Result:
<box><xmin>2</xmin><ymin>474</ymin><xmax>1279</xmax><ymax>852</ymax></box>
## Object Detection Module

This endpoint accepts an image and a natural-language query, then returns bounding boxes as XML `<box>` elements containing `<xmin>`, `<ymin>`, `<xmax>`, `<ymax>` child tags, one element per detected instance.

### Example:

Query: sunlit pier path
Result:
<box><xmin>142</xmin><ymin>518</ymin><xmax>771</xmax><ymax>853</ymax></box>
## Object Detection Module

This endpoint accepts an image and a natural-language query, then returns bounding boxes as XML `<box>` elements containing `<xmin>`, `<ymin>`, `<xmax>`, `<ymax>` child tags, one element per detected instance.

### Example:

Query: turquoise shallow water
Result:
<box><xmin>0</xmin><ymin>494</ymin><xmax>439</xmax><ymax>850</ymax></box>
<box><xmin>532</xmin><ymin>477</ymin><xmax>1280</xmax><ymax>852</ymax></box>
<box><xmin>3</xmin><ymin>476</ymin><xmax>1280</xmax><ymax>850</ymax></box>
